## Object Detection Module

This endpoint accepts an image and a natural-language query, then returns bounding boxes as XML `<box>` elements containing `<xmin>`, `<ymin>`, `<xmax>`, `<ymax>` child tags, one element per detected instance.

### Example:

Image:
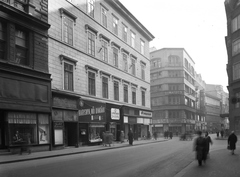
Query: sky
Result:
<box><xmin>120</xmin><ymin>0</ymin><xmax>228</xmax><ymax>92</ymax></box>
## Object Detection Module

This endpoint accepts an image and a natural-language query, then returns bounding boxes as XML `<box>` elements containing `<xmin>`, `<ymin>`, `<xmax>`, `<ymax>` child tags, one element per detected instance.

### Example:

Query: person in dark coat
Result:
<box><xmin>193</xmin><ymin>131</ymin><xmax>207</xmax><ymax>166</ymax></box>
<box><xmin>205</xmin><ymin>132</ymin><xmax>213</xmax><ymax>158</ymax></box>
<box><xmin>128</xmin><ymin>129</ymin><xmax>134</xmax><ymax>145</ymax></box>
<box><xmin>228</xmin><ymin>131</ymin><xmax>238</xmax><ymax>155</ymax></box>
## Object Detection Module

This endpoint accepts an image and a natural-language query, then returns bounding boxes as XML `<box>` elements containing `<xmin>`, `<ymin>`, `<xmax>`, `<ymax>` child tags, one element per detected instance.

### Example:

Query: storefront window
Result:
<box><xmin>89</xmin><ymin>124</ymin><xmax>105</xmax><ymax>142</ymax></box>
<box><xmin>38</xmin><ymin>114</ymin><xmax>49</xmax><ymax>144</ymax></box>
<box><xmin>8</xmin><ymin>112</ymin><xmax>37</xmax><ymax>145</ymax></box>
<box><xmin>53</xmin><ymin>122</ymin><xmax>64</xmax><ymax>145</ymax></box>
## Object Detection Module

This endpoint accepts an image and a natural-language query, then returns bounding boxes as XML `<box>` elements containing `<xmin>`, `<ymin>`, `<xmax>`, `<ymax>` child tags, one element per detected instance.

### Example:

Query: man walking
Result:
<box><xmin>205</xmin><ymin>132</ymin><xmax>213</xmax><ymax>158</ymax></box>
<box><xmin>128</xmin><ymin>129</ymin><xmax>134</xmax><ymax>145</ymax></box>
<box><xmin>193</xmin><ymin>131</ymin><xmax>207</xmax><ymax>166</ymax></box>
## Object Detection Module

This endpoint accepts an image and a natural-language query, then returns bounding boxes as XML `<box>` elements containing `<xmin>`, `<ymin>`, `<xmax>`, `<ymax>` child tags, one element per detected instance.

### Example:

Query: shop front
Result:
<box><xmin>122</xmin><ymin>106</ymin><xmax>152</xmax><ymax>140</ymax></box>
<box><xmin>52</xmin><ymin>92</ymin><xmax>79</xmax><ymax>149</ymax></box>
<box><xmin>106</xmin><ymin>103</ymin><xmax>122</xmax><ymax>141</ymax></box>
<box><xmin>78</xmin><ymin>100</ymin><xmax>106</xmax><ymax>145</ymax></box>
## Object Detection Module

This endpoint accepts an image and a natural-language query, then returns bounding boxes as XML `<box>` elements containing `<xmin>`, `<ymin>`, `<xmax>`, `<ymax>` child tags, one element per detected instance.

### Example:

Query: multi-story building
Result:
<box><xmin>48</xmin><ymin>0</ymin><xmax>154</xmax><ymax>148</ymax></box>
<box><xmin>225</xmin><ymin>0</ymin><xmax>240</xmax><ymax>135</ymax></box>
<box><xmin>0</xmin><ymin>0</ymin><xmax>51</xmax><ymax>152</ymax></box>
<box><xmin>195</xmin><ymin>74</ymin><xmax>207</xmax><ymax>131</ymax></box>
<box><xmin>150</xmin><ymin>48</ymin><xmax>196</xmax><ymax>134</ymax></box>
<box><xmin>204</xmin><ymin>84</ymin><xmax>222</xmax><ymax>133</ymax></box>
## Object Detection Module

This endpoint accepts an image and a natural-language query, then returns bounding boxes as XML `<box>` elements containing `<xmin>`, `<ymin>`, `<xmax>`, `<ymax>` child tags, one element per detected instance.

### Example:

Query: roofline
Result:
<box><xmin>150</xmin><ymin>48</ymin><xmax>195</xmax><ymax>64</ymax></box>
<box><xmin>107</xmin><ymin>0</ymin><xmax>155</xmax><ymax>41</ymax></box>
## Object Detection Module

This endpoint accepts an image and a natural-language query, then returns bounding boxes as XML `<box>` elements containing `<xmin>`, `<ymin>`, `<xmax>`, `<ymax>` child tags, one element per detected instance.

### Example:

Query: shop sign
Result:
<box><xmin>79</xmin><ymin>106</ymin><xmax>105</xmax><ymax>116</ymax></box>
<box><xmin>139</xmin><ymin>110</ymin><xmax>152</xmax><ymax>117</ymax></box>
<box><xmin>53</xmin><ymin>122</ymin><xmax>64</xmax><ymax>128</ymax></box>
<box><xmin>111</xmin><ymin>108</ymin><xmax>120</xmax><ymax>120</ymax></box>
<box><xmin>53</xmin><ymin>96</ymin><xmax>77</xmax><ymax>109</ymax></box>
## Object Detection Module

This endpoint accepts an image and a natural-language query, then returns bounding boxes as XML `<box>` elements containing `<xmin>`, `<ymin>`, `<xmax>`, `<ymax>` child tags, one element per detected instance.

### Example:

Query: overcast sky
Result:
<box><xmin>120</xmin><ymin>0</ymin><xmax>228</xmax><ymax>92</ymax></box>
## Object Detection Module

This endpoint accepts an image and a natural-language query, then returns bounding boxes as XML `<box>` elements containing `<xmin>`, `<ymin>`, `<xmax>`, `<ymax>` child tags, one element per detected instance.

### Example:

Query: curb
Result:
<box><xmin>0</xmin><ymin>139</ymin><xmax>168</xmax><ymax>164</ymax></box>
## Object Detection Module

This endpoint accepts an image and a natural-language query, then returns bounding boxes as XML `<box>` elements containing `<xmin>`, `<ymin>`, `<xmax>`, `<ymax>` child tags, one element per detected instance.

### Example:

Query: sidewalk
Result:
<box><xmin>175</xmin><ymin>135</ymin><xmax>240</xmax><ymax>177</ymax></box>
<box><xmin>0</xmin><ymin>138</ymin><xmax>168</xmax><ymax>164</ymax></box>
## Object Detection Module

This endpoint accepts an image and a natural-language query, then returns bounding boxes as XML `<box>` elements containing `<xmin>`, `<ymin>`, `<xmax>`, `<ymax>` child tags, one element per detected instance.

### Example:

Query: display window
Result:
<box><xmin>8</xmin><ymin>112</ymin><xmax>37</xmax><ymax>146</ymax></box>
<box><xmin>89</xmin><ymin>124</ymin><xmax>105</xmax><ymax>143</ymax></box>
<box><xmin>38</xmin><ymin>114</ymin><xmax>50</xmax><ymax>144</ymax></box>
<box><xmin>53</xmin><ymin>122</ymin><xmax>64</xmax><ymax>145</ymax></box>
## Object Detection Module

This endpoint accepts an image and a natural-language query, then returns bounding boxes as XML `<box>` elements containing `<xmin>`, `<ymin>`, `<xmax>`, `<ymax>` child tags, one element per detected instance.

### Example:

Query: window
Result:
<box><xmin>113</xmin><ymin>47</ymin><xmax>118</xmax><ymax>67</ymax></box>
<box><xmin>122</xmin><ymin>24</ymin><xmax>127</xmax><ymax>42</ymax></box>
<box><xmin>130</xmin><ymin>57</ymin><xmax>136</xmax><ymax>76</ymax></box>
<box><xmin>87</xmin><ymin>0</ymin><xmax>95</xmax><ymax>18</ymax></box>
<box><xmin>233</xmin><ymin>63</ymin><xmax>240</xmax><ymax>80</ymax></box>
<box><xmin>15</xmin><ymin>27</ymin><xmax>28</xmax><ymax>66</ymax></box>
<box><xmin>102</xmin><ymin>76</ymin><xmax>108</xmax><ymax>99</ymax></box>
<box><xmin>0</xmin><ymin>22</ymin><xmax>6</xmax><ymax>60</ymax></box>
<box><xmin>142</xmin><ymin>90</ymin><xmax>145</xmax><ymax>106</ymax></box>
<box><xmin>132</xmin><ymin>87</ymin><xmax>136</xmax><ymax>104</ymax></box>
<box><xmin>232</xmin><ymin>39</ymin><xmax>240</xmax><ymax>56</ymax></box>
<box><xmin>114</xmin><ymin>80</ymin><xmax>119</xmax><ymax>101</ymax></box>
<box><xmin>232</xmin><ymin>15</ymin><xmax>240</xmax><ymax>33</ymax></box>
<box><xmin>124</xmin><ymin>84</ymin><xmax>128</xmax><ymax>103</ymax></box>
<box><xmin>102</xmin><ymin>39</ymin><xmax>108</xmax><ymax>62</ymax></box>
<box><xmin>122</xmin><ymin>53</ymin><xmax>128</xmax><ymax>72</ymax></box>
<box><xmin>141</xmin><ymin>62</ymin><xmax>146</xmax><ymax>80</ymax></box>
<box><xmin>88</xmin><ymin>71</ymin><xmax>96</xmax><ymax>96</ymax></box>
<box><xmin>63</xmin><ymin>16</ymin><xmax>74</xmax><ymax>46</ymax></box>
<box><xmin>88</xmin><ymin>31</ymin><xmax>95</xmax><ymax>56</ymax></box>
<box><xmin>140</xmin><ymin>40</ymin><xmax>145</xmax><ymax>55</ymax></box>
<box><xmin>131</xmin><ymin>31</ymin><xmax>135</xmax><ymax>48</ymax></box>
<box><xmin>101</xmin><ymin>6</ymin><xmax>107</xmax><ymax>28</ymax></box>
<box><xmin>64</xmin><ymin>62</ymin><xmax>74</xmax><ymax>91</ymax></box>
<box><xmin>112</xmin><ymin>16</ymin><xmax>118</xmax><ymax>35</ymax></box>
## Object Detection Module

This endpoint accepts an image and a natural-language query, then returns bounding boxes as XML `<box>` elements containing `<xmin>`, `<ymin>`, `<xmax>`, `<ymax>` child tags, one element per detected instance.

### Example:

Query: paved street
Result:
<box><xmin>0</xmin><ymin>134</ymin><xmax>239</xmax><ymax>177</ymax></box>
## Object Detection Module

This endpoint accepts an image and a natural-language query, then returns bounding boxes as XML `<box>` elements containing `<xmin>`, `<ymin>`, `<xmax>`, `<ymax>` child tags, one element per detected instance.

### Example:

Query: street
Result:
<box><xmin>0</xmin><ymin>135</ymin><xmax>238</xmax><ymax>177</ymax></box>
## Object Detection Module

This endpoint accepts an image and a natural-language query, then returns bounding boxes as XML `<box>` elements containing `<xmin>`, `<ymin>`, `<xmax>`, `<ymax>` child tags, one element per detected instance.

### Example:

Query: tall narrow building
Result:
<box><xmin>0</xmin><ymin>0</ymin><xmax>51</xmax><ymax>152</ymax></box>
<box><xmin>48</xmin><ymin>0</ymin><xmax>154</xmax><ymax>148</ymax></box>
<box><xmin>225</xmin><ymin>0</ymin><xmax>240</xmax><ymax>135</ymax></box>
<box><xmin>150</xmin><ymin>48</ymin><xmax>196</xmax><ymax>134</ymax></box>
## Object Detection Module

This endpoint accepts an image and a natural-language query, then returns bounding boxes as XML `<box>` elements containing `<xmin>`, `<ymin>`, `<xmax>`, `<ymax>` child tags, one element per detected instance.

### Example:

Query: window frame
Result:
<box><xmin>130</xmin><ymin>31</ymin><xmax>136</xmax><ymax>48</ymax></box>
<box><xmin>88</xmin><ymin>30</ymin><xmax>96</xmax><ymax>56</ymax></box>
<box><xmin>123</xmin><ymin>84</ymin><xmax>128</xmax><ymax>103</ymax></box>
<box><xmin>140</xmin><ymin>39</ymin><xmax>145</xmax><ymax>55</ymax></box>
<box><xmin>87</xmin><ymin>0</ymin><xmax>95</xmax><ymax>18</ymax></box>
<box><xmin>88</xmin><ymin>71</ymin><xmax>96</xmax><ymax>96</ymax></box>
<box><xmin>122</xmin><ymin>23</ymin><xmax>128</xmax><ymax>42</ymax></box>
<box><xmin>62</xmin><ymin>15</ymin><xmax>74</xmax><ymax>46</ymax></box>
<box><xmin>101</xmin><ymin>6</ymin><xmax>108</xmax><ymax>28</ymax></box>
<box><xmin>130</xmin><ymin>57</ymin><xmax>136</xmax><ymax>76</ymax></box>
<box><xmin>113</xmin><ymin>80</ymin><xmax>119</xmax><ymax>101</ymax></box>
<box><xmin>141</xmin><ymin>90</ymin><xmax>146</xmax><ymax>106</ymax></box>
<box><xmin>0</xmin><ymin>21</ymin><xmax>7</xmax><ymax>61</ymax></box>
<box><xmin>101</xmin><ymin>39</ymin><xmax>108</xmax><ymax>62</ymax></box>
<box><xmin>112</xmin><ymin>15</ymin><xmax>118</xmax><ymax>36</ymax></box>
<box><xmin>132</xmin><ymin>87</ymin><xmax>136</xmax><ymax>105</ymax></box>
<box><xmin>122</xmin><ymin>52</ymin><xmax>128</xmax><ymax>72</ymax></box>
<box><xmin>141</xmin><ymin>62</ymin><xmax>146</xmax><ymax>80</ymax></box>
<box><xmin>112</xmin><ymin>46</ymin><xmax>119</xmax><ymax>68</ymax></box>
<box><xmin>102</xmin><ymin>76</ymin><xmax>109</xmax><ymax>99</ymax></box>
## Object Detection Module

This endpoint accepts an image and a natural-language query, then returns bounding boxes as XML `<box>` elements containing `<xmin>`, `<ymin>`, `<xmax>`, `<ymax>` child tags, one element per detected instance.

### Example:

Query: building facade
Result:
<box><xmin>150</xmin><ymin>48</ymin><xmax>196</xmax><ymax>134</ymax></box>
<box><xmin>48</xmin><ymin>0</ymin><xmax>154</xmax><ymax>149</ymax></box>
<box><xmin>0</xmin><ymin>0</ymin><xmax>51</xmax><ymax>152</ymax></box>
<box><xmin>225</xmin><ymin>0</ymin><xmax>240</xmax><ymax>135</ymax></box>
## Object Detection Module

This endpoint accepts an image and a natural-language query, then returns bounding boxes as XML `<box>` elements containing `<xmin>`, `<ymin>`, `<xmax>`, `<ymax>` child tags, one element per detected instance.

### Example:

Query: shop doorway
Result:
<box><xmin>0</xmin><ymin>111</ymin><xmax>6</xmax><ymax>149</ymax></box>
<box><xmin>64</xmin><ymin>122</ymin><xmax>77</xmax><ymax>147</ymax></box>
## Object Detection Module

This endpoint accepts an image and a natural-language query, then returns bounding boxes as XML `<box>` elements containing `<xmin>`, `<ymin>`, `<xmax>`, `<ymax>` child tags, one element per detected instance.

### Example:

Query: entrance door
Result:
<box><xmin>64</xmin><ymin>122</ymin><xmax>77</xmax><ymax>147</ymax></box>
<box><xmin>0</xmin><ymin>111</ymin><xmax>6</xmax><ymax>149</ymax></box>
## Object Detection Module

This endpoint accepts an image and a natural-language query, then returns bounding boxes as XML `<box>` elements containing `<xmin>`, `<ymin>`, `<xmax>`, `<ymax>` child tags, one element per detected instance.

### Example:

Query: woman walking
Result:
<box><xmin>228</xmin><ymin>131</ymin><xmax>238</xmax><ymax>155</ymax></box>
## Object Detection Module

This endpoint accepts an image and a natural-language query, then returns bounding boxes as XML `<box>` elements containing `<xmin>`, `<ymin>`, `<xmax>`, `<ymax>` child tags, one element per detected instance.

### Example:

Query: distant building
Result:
<box><xmin>225</xmin><ymin>0</ymin><xmax>240</xmax><ymax>135</ymax></box>
<box><xmin>150</xmin><ymin>48</ymin><xmax>196</xmax><ymax>134</ymax></box>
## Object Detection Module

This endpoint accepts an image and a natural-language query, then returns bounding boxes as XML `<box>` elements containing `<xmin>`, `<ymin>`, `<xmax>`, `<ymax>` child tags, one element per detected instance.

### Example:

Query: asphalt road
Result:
<box><xmin>0</xmin><ymin>137</ymin><xmax>198</xmax><ymax>177</ymax></box>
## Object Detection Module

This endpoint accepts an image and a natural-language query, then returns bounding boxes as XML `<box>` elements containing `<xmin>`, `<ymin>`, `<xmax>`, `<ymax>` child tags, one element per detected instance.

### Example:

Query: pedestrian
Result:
<box><xmin>147</xmin><ymin>130</ymin><xmax>151</xmax><ymax>140</ymax></box>
<box><xmin>153</xmin><ymin>132</ymin><xmax>157</xmax><ymax>140</ymax></box>
<box><xmin>193</xmin><ymin>131</ymin><xmax>207</xmax><ymax>166</ymax></box>
<box><xmin>220</xmin><ymin>130</ymin><xmax>224</xmax><ymax>138</ymax></box>
<box><xmin>166</xmin><ymin>131</ymin><xmax>169</xmax><ymax>139</ymax></box>
<box><xmin>205</xmin><ymin>132</ymin><xmax>213</xmax><ymax>158</ymax></box>
<box><xmin>120</xmin><ymin>130</ymin><xmax>124</xmax><ymax>143</ymax></box>
<box><xmin>228</xmin><ymin>131</ymin><xmax>238</xmax><ymax>155</ymax></box>
<box><xmin>169</xmin><ymin>131</ymin><xmax>173</xmax><ymax>139</ymax></box>
<box><xmin>128</xmin><ymin>129</ymin><xmax>134</xmax><ymax>145</ymax></box>
<box><xmin>216</xmin><ymin>131</ymin><xmax>219</xmax><ymax>138</ymax></box>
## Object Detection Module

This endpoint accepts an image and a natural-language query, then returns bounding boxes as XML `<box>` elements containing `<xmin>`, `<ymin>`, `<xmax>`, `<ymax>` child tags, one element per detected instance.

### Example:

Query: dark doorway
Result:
<box><xmin>0</xmin><ymin>111</ymin><xmax>6</xmax><ymax>149</ymax></box>
<box><xmin>64</xmin><ymin>122</ymin><xmax>77</xmax><ymax>147</ymax></box>
<box><xmin>79</xmin><ymin>123</ymin><xmax>88</xmax><ymax>145</ymax></box>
